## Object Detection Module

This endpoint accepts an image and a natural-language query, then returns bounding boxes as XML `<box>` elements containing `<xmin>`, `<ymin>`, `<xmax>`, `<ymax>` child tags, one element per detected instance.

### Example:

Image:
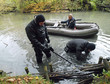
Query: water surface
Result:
<box><xmin>0</xmin><ymin>11</ymin><xmax>110</xmax><ymax>83</ymax></box>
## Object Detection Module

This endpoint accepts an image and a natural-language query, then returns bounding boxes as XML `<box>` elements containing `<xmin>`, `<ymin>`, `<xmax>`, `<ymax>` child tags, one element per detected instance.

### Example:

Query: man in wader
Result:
<box><xmin>25</xmin><ymin>14</ymin><xmax>53</xmax><ymax>64</ymax></box>
<box><xmin>64</xmin><ymin>39</ymin><xmax>96</xmax><ymax>61</ymax></box>
<box><xmin>60</xmin><ymin>14</ymin><xmax>76</xmax><ymax>29</ymax></box>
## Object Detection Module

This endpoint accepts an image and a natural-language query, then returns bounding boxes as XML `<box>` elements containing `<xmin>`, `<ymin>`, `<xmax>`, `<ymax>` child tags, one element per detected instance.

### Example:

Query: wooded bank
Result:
<box><xmin>0</xmin><ymin>0</ymin><xmax>110</xmax><ymax>14</ymax></box>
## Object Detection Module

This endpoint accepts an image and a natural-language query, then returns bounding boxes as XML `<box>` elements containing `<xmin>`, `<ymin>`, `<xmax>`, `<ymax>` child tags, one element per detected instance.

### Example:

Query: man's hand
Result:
<box><xmin>58</xmin><ymin>21</ymin><xmax>61</xmax><ymax>24</ymax></box>
<box><xmin>43</xmin><ymin>47</ymin><xmax>50</xmax><ymax>52</ymax></box>
<box><xmin>78</xmin><ymin>54</ymin><xmax>88</xmax><ymax>61</ymax></box>
<box><xmin>49</xmin><ymin>47</ymin><xmax>54</xmax><ymax>52</ymax></box>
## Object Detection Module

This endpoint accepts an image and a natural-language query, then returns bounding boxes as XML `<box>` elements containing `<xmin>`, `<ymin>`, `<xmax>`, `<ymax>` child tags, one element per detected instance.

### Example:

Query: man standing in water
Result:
<box><xmin>64</xmin><ymin>39</ymin><xmax>96</xmax><ymax>61</ymax></box>
<box><xmin>60</xmin><ymin>14</ymin><xmax>76</xmax><ymax>29</ymax></box>
<box><xmin>25</xmin><ymin>14</ymin><xmax>53</xmax><ymax>64</ymax></box>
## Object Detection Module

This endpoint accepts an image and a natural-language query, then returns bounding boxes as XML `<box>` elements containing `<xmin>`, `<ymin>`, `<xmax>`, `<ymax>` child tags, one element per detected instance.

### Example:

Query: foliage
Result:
<box><xmin>0</xmin><ymin>0</ymin><xmax>110</xmax><ymax>13</ymax></box>
<box><xmin>22</xmin><ymin>3</ymin><xmax>36</xmax><ymax>13</ymax></box>
<box><xmin>33</xmin><ymin>2</ymin><xmax>53</xmax><ymax>12</ymax></box>
<box><xmin>89</xmin><ymin>0</ymin><xmax>97</xmax><ymax>10</ymax></box>
<box><xmin>23</xmin><ymin>2</ymin><xmax>53</xmax><ymax>13</ymax></box>
<box><xmin>96</xmin><ymin>0</ymin><xmax>110</xmax><ymax>11</ymax></box>
<box><xmin>102</xmin><ymin>0</ymin><xmax>110</xmax><ymax>6</ymax></box>
<box><xmin>67</xmin><ymin>0</ymin><xmax>82</xmax><ymax>11</ymax></box>
<box><xmin>0</xmin><ymin>75</ymin><xmax>53</xmax><ymax>84</ymax></box>
<box><xmin>0</xmin><ymin>69</ymin><xmax>53</xmax><ymax>84</ymax></box>
<box><xmin>0</xmin><ymin>0</ymin><xmax>16</xmax><ymax>13</ymax></box>
<box><xmin>92</xmin><ymin>69</ymin><xmax>110</xmax><ymax>84</ymax></box>
<box><xmin>78</xmin><ymin>0</ymin><xmax>97</xmax><ymax>10</ymax></box>
<box><xmin>22</xmin><ymin>0</ymin><xmax>69</xmax><ymax>13</ymax></box>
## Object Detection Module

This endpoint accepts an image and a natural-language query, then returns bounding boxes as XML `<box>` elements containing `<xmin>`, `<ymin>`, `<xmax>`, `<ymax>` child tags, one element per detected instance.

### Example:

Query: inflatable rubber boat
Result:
<box><xmin>46</xmin><ymin>21</ymin><xmax>99</xmax><ymax>38</ymax></box>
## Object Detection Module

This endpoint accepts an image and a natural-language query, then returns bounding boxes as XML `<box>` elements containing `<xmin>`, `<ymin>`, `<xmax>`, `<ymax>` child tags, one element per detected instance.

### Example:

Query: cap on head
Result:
<box><xmin>34</xmin><ymin>14</ymin><xmax>45</xmax><ymax>23</ymax></box>
<box><xmin>86</xmin><ymin>43</ymin><xmax>95</xmax><ymax>50</ymax></box>
<box><xmin>68</xmin><ymin>14</ymin><xmax>73</xmax><ymax>20</ymax></box>
<box><xmin>68</xmin><ymin>14</ymin><xmax>73</xmax><ymax>17</ymax></box>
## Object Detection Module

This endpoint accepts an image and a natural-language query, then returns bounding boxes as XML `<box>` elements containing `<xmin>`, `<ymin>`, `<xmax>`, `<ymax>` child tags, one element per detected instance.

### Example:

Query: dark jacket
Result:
<box><xmin>61</xmin><ymin>17</ymin><xmax>76</xmax><ymax>29</ymax></box>
<box><xmin>66</xmin><ymin>39</ymin><xmax>89</xmax><ymax>60</ymax></box>
<box><xmin>25</xmin><ymin>20</ymin><xmax>49</xmax><ymax>50</ymax></box>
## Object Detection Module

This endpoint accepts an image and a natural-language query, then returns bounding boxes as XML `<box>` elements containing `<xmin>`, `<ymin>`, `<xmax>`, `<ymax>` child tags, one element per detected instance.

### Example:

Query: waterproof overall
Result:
<box><xmin>64</xmin><ymin>39</ymin><xmax>89</xmax><ymax>61</ymax></box>
<box><xmin>25</xmin><ymin>20</ymin><xmax>51</xmax><ymax>63</ymax></box>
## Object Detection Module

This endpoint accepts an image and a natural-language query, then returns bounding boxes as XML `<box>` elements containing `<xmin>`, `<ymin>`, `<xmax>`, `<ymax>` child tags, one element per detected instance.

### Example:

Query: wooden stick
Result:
<box><xmin>98</xmin><ymin>56</ymin><xmax>103</xmax><ymax>64</ymax></box>
<box><xmin>0</xmin><ymin>70</ymin><xmax>3</xmax><ymax>75</ymax></box>
<box><xmin>44</xmin><ymin>66</ymin><xmax>50</xmax><ymax>81</ymax></box>
<box><xmin>25</xmin><ymin>67</ymin><xmax>29</xmax><ymax>74</ymax></box>
<box><xmin>78</xmin><ymin>77</ymin><xmax>93</xmax><ymax>84</ymax></box>
<box><xmin>80</xmin><ymin>64</ymin><xmax>103</xmax><ymax>71</ymax></box>
<box><xmin>75</xmin><ymin>19</ymin><xmax>82</xmax><ymax>21</ymax></box>
<box><xmin>103</xmin><ymin>59</ymin><xmax>110</xmax><ymax>71</ymax></box>
<box><xmin>81</xmin><ymin>65</ymin><xmax>104</xmax><ymax>71</ymax></box>
<box><xmin>49</xmin><ymin>63</ymin><xmax>53</xmax><ymax>72</ymax></box>
<box><xmin>52</xmin><ymin>51</ymin><xmax>72</xmax><ymax>64</ymax></box>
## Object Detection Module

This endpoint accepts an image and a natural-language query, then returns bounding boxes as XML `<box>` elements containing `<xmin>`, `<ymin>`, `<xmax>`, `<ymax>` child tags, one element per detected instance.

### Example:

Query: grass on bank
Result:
<box><xmin>92</xmin><ymin>69</ymin><xmax>110</xmax><ymax>84</ymax></box>
<box><xmin>0</xmin><ymin>74</ymin><xmax>53</xmax><ymax>84</ymax></box>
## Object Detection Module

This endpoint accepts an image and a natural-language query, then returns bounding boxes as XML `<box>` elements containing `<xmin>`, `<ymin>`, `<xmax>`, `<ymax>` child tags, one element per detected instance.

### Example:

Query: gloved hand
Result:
<box><xmin>58</xmin><ymin>21</ymin><xmax>61</xmax><ymax>24</ymax></box>
<box><xmin>77</xmin><ymin>54</ymin><xmax>87</xmax><ymax>61</ymax></box>
<box><xmin>58</xmin><ymin>21</ymin><xmax>61</xmax><ymax>26</ymax></box>
<box><xmin>43</xmin><ymin>46</ymin><xmax>50</xmax><ymax>52</ymax></box>
<box><xmin>49</xmin><ymin>47</ymin><xmax>54</xmax><ymax>52</ymax></box>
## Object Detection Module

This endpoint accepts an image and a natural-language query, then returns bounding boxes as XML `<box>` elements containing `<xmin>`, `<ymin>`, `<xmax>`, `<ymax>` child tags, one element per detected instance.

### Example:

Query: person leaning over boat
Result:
<box><xmin>64</xmin><ymin>39</ymin><xmax>96</xmax><ymax>61</ymax></box>
<box><xmin>59</xmin><ymin>14</ymin><xmax>76</xmax><ymax>29</ymax></box>
<box><xmin>25</xmin><ymin>14</ymin><xmax>54</xmax><ymax>64</ymax></box>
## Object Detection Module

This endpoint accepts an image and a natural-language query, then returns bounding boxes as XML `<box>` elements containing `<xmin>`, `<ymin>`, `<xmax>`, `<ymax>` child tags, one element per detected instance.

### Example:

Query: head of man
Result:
<box><xmin>85</xmin><ymin>43</ymin><xmax>96</xmax><ymax>53</ymax></box>
<box><xmin>68</xmin><ymin>14</ymin><xmax>73</xmax><ymax>20</ymax></box>
<box><xmin>34</xmin><ymin>14</ymin><xmax>45</xmax><ymax>26</ymax></box>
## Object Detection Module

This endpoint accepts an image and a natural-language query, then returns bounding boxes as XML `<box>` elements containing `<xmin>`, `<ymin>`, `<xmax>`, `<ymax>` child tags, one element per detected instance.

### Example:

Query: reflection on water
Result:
<box><xmin>0</xmin><ymin>12</ymin><xmax>110</xmax><ymax>83</ymax></box>
<box><xmin>0</xmin><ymin>35</ymin><xmax>28</xmax><ymax>76</ymax></box>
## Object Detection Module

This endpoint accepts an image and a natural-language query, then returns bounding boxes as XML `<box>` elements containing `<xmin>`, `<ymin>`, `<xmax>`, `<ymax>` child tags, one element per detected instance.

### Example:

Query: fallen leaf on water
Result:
<box><xmin>28</xmin><ymin>77</ymin><xmax>33</xmax><ymax>80</ymax></box>
<box><xmin>36</xmin><ymin>76</ymin><xmax>39</xmax><ymax>80</ymax></box>
<box><xmin>17</xmin><ymin>78</ymin><xmax>21</xmax><ymax>81</ymax></box>
<box><xmin>6</xmin><ymin>78</ymin><xmax>16</xmax><ymax>82</ymax></box>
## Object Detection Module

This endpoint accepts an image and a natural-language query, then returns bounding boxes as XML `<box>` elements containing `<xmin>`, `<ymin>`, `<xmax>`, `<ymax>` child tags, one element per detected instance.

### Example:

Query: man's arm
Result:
<box><xmin>76</xmin><ymin>50</ymin><xmax>82</xmax><ymax>60</ymax></box>
<box><xmin>61</xmin><ymin>20</ymin><xmax>68</xmax><ymax>23</ymax></box>
<box><xmin>25</xmin><ymin>28</ymin><xmax>45</xmax><ymax>49</ymax></box>
<box><xmin>76</xmin><ymin>50</ymin><xmax>88</xmax><ymax>61</ymax></box>
<box><xmin>45</xmin><ymin>26</ymin><xmax>50</xmax><ymax>43</ymax></box>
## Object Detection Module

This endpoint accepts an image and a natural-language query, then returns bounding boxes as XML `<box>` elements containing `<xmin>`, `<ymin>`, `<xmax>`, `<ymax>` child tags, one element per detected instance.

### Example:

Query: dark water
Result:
<box><xmin>0</xmin><ymin>11</ymin><xmax>110</xmax><ymax>84</ymax></box>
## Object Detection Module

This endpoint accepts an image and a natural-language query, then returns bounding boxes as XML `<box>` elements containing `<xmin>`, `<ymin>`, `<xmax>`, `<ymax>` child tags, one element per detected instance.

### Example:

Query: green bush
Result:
<box><xmin>92</xmin><ymin>69</ymin><xmax>110</xmax><ymax>84</ymax></box>
<box><xmin>1</xmin><ymin>0</ymin><xmax>110</xmax><ymax>13</ymax></box>
<box><xmin>0</xmin><ymin>75</ymin><xmax>53</xmax><ymax>84</ymax></box>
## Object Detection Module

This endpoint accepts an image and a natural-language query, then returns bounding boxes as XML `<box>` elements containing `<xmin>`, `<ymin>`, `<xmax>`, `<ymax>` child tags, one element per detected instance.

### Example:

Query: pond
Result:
<box><xmin>0</xmin><ymin>11</ymin><xmax>110</xmax><ymax>84</ymax></box>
